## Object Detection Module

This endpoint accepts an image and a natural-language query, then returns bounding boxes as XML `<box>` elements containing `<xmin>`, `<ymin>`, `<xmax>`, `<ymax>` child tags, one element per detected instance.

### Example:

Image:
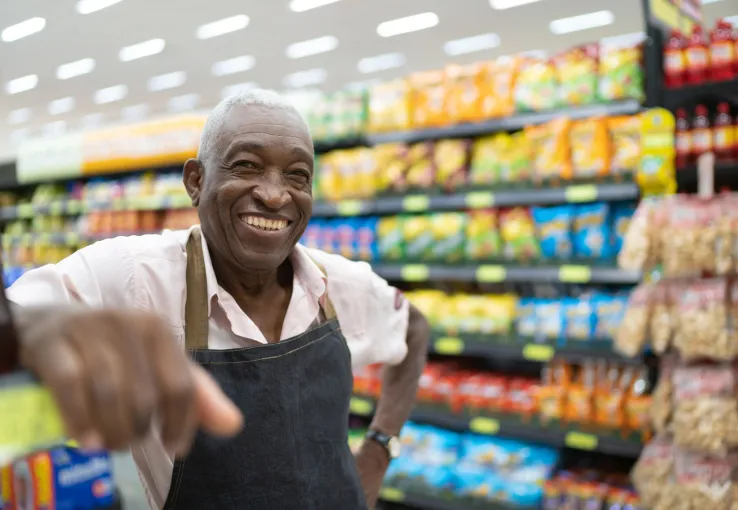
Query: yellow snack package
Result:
<box><xmin>570</xmin><ymin>118</ymin><xmax>611</xmax><ymax>179</ymax></box>
<box><xmin>446</xmin><ymin>63</ymin><xmax>484</xmax><ymax>124</ymax></box>
<box><xmin>316</xmin><ymin>152</ymin><xmax>343</xmax><ymax>202</ymax></box>
<box><xmin>409</xmin><ymin>70</ymin><xmax>449</xmax><ymax>129</ymax></box>
<box><xmin>481</xmin><ymin>294</ymin><xmax>518</xmax><ymax>335</ymax></box>
<box><xmin>404</xmin><ymin>290</ymin><xmax>447</xmax><ymax>327</ymax></box>
<box><xmin>525</xmin><ymin>117</ymin><xmax>572</xmax><ymax>181</ymax></box>
<box><xmin>367</xmin><ymin>80</ymin><xmax>411</xmax><ymax>133</ymax></box>
<box><xmin>434</xmin><ymin>139</ymin><xmax>471</xmax><ymax>192</ymax></box>
<box><xmin>608</xmin><ymin>115</ymin><xmax>642</xmax><ymax>176</ymax></box>
<box><xmin>469</xmin><ymin>136</ymin><xmax>504</xmax><ymax>186</ymax></box>
<box><xmin>373</xmin><ymin>143</ymin><xmax>409</xmax><ymax>194</ymax></box>
<box><xmin>405</xmin><ymin>142</ymin><xmax>436</xmax><ymax>191</ymax></box>
<box><xmin>515</xmin><ymin>57</ymin><xmax>559</xmax><ymax>112</ymax></box>
<box><xmin>482</xmin><ymin>57</ymin><xmax>519</xmax><ymax>118</ymax></box>
<box><xmin>354</xmin><ymin>148</ymin><xmax>378</xmax><ymax>199</ymax></box>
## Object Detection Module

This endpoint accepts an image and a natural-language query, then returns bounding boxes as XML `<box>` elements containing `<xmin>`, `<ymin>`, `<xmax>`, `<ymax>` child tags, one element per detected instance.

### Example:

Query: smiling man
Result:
<box><xmin>7</xmin><ymin>90</ymin><xmax>429</xmax><ymax>509</ymax></box>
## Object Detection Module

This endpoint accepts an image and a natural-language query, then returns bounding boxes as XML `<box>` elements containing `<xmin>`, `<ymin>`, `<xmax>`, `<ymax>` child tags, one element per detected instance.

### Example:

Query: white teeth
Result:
<box><xmin>242</xmin><ymin>215</ymin><xmax>288</xmax><ymax>231</ymax></box>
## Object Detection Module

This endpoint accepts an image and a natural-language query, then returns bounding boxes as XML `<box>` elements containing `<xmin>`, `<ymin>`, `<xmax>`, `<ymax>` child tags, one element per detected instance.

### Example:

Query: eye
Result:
<box><xmin>235</xmin><ymin>160</ymin><xmax>259</xmax><ymax>169</ymax></box>
<box><xmin>288</xmin><ymin>170</ymin><xmax>311</xmax><ymax>182</ymax></box>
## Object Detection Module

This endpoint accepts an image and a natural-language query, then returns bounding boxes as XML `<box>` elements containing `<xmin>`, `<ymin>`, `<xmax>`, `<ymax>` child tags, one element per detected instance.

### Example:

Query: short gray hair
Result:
<box><xmin>198</xmin><ymin>89</ymin><xmax>310</xmax><ymax>160</ymax></box>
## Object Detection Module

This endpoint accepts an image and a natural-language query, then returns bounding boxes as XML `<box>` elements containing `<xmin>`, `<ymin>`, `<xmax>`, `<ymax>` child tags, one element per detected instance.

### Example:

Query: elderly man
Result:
<box><xmin>8</xmin><ymin>89</ymin><xmax>429</xmax><ymax>509</ymax></box>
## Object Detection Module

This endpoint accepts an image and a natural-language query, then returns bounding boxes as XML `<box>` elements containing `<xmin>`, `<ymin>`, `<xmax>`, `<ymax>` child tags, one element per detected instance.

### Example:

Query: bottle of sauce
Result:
<box><xmin>664</xmin><ymin>30</ymin><xmax>686</xmax><ymax>88</ymax></box>
<box><xmin>713</xmin><ymin>103</ymin><xmax>735</xmax><ymax>162</ymax></box>
<box><xmin>691</xmin><ymin>105</ymin><xmax>712</xmax><ymax>160</ymax></box>
<box><xmin>686</xmin><ymin>25</ymin><xmax>710</xmax><ymax>85</ymax></box>
<box><xmin>710</xmin><ymin>20</ymin><xmax>736</xmax><ymax>81</ymax></box>
<box><xmin>675</xmin><ymin>108</ymin><xmax>692</xmax><ymax>168</ymax></box>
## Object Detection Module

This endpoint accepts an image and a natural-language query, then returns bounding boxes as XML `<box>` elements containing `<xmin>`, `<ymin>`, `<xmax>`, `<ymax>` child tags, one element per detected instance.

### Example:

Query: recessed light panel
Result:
<box><xmin>196</xmin><ymin>15</ymin><xmax>249</xmax><ymax>40</ymax></box>
<box><xmin>1</xmin><ymin>17</ymin><xmax>46</xmax><ymax>42</ymax></box>
<box><xmin>377</xmin><ymin>12</ymin><xmax>439</xmax><ymax>38</ymax></box>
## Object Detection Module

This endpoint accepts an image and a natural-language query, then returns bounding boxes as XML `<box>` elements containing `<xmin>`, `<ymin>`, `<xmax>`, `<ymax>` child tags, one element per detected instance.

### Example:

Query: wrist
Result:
<box><xmin>358</xmin><ymin>438</ymin><xmax>390</xmax><ymax>469</ymax></box>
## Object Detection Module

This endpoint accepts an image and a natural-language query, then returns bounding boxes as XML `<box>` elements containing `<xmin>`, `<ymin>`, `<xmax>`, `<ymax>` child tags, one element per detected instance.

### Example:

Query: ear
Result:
<box><xmin>183</xmin><ymin>159</ymin><xmax>204</xmax><ymax>206</ymax></box>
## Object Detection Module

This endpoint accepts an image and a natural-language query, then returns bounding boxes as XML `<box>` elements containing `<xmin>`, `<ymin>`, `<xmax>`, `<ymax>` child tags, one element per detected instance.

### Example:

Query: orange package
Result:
<box><xmin>608</xmin><ymin>115</ymin><xmax>641</xmax><ymax>176</ymax></box>
<box><xmin>538</xmin><ymin>361</ymin><xmax>571</xmax><ymax>422</ymax></box>
<box><xmin>565</xmin><ymin>361</ymin><xmax>596</xmax><ymax>424</ymax></box>
<box><xmin>570</xmin><ymin>117</ymin><xmax>611</xmax><ymax>179</ymax></box>
<box><xmin>624</xmin><ymin>366</ymin><xmax>652</xmax><ymax>435</ymax></box>
<box><xmin>481</xmin><ymin>57</ymin><xmax>518</xmax><ymax>118</ymax></box>
<box><xmin>446</xmin><ymin>63</ymin><xmax>485</xmax><ymax>124</ymax></box>
<box><xmin>409</xmin><ymin>70</ymin><xmax>449</xmax><ymax>129</ymax></box>
<box><xmin>367</xmin><ymin>79</ymin><xmax>411</xmax><ymax>133</ymax></box>
<box><xmin>593</xmin><ymin>361</ymin><xmax>626</xmax><ymax>429</ymax></box>
<box><xmin>526</xmin><ymin>117</ymin><xmax>572</xmax><ymax>181</ymax></box>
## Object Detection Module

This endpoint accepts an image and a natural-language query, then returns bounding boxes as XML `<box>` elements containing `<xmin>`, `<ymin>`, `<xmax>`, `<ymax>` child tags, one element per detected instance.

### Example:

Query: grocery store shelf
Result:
<box><xmin>372</xmin><ymin>263</ymin><xmax>641</xmax><ymax>285</ymax></box>
<box><xmin>379</xmin><ymin>488</ymin><xmax>527</xmax><ymax>510</ymax></box>
<box><xmin>350</xmin><ymin>397</ymin><xmax>643</xmax><ymax>458</ymax></box>
<box><xmin>676</xmin><ymin>160</ymin><xmax>738</xmax><ymax>193</ymax></box>
<box><xmin>429</xmin><ymin>333</ymin><xmax>639</xmax><ymax>364</ymax></box>
<box><xmin>367</xmin><ymin>100</ymin><xmax>642</xmax><ymax>145</ymax></box>
<box><xmin>0</xmin><ymin>181</ymin><xmax>639</xmax><ymax>222</ymax></box>
<box><xmin>662</xmin><ymin>78</ymin><xmax>738</xmax><ymax>110</ymax></box>
<box><xmin>314</xmin><ymin>136</ymin><xmax>368</xmax><ymax>153</ymax></box>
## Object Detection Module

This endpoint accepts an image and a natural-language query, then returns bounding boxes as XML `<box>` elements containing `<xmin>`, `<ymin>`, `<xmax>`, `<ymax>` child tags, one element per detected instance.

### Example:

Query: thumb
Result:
<box><xmin>191</xmin><ymin>363</ymin><xmax>243</xmax><ymax>436</ymax></box>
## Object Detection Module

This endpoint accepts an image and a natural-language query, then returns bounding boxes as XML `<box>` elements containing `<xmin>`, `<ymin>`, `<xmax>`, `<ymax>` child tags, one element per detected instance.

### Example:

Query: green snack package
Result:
<box><xmin>465</xmin><ymin>210</ymin><xmax>503</xmax><ymax>261</ymax></box>
<box><xmin>429</xmin><ymin>213</ymin><xmax>467</xmax><ymax>263</ymax></box>
<box><xmin>500</xmin><ymin>207</ymin><xmax>540</xmax><ymax>262</ymax></box>
<box><xmin>402</xmin><ymin>215</ymin><xmax>434</xmax><ymax>262</ymax></box>
<box><xmin>377</xmin><ymin>216</ymin><xmax>406</xmax><ymax>261</ymax></box>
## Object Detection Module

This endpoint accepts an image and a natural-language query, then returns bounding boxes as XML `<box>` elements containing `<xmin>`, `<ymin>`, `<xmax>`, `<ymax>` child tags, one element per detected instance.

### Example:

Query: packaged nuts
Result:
<box><xmin>673</xmin><ymin>450</ymin><xmax>738</xmax><ymax>510</ymax></box>
<box><xmin>632</xmin><ymin>435</ymin><xmax>674</xmax><ymax>509</ymax></box>
<box><xmin>650</xmin><ymin>354</ymin><xmax>677</xmax><ymax>434</ymax></box>
<box><xmin>672</xmin><ymin>363</ymin><xmax>738</xmax><ymax>454</ymax></box>
<box><xmin>651</xmin><ymin>281</ymin><xmax>675</xmax><ymax>355</ymax></box>
<box><xmin>615</xmin><ymin>283</ymin><xmax>652</xmax><ymax>358</ymax></box>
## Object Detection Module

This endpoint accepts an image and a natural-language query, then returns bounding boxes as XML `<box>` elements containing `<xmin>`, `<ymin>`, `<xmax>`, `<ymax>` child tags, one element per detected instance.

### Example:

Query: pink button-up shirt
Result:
<box><xmin>6</xmin><ymin>226</ymin><xmax>409</xmax><ymax>509</ymax></box>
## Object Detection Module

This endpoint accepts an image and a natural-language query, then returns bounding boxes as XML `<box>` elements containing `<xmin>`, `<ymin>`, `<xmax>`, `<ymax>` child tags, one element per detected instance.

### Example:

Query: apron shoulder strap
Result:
<box><xmin>306</xmin><ymin>255</ymin><xmax>337</xmax><ymax>322</ymax></box>
<box><xmin>185</xmin><ymin>228</ymin><xmax>210</xmax><ymax>351</ymax></box>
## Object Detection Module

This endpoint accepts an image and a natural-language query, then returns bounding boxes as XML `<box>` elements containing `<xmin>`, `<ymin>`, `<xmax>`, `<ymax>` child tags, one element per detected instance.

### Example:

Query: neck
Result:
<box><xmin>210</xmin><ymin>251</ymin><xmax>293</xmax><ymax>302</ymax></box>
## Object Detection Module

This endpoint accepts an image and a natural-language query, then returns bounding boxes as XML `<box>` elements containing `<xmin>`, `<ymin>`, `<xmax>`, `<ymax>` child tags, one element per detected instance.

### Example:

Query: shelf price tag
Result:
<box><xmin>349</xmin><ymin>397</ymin><xmax>374</xmax><ymax>417</ymax></box>
<box><xmin>565</xmin><ymin>431</ymin><xmax>599</xmax><ymax>451</ymax></box>
<box><xmin>522</xmin><ymin>344</ymin><xmax>555</xmax><ymax>362</ymax></box>
<box><xmin>559</xmin><ymin>265</ymin><xmax>592</xmax><ymax>283</ymax></box>
<box><xmin>401</xmin><ymin>265</ymin><xmax>429</xmax><ymax>282</ymax></box>
<box><xmin>434</xmin><ymin>337</ymin><xmax>464</xmax><ymax>355</ymax></box>
<box><xmin>379</xmin><ymin>488</ymin><xmax>405</xmax><ymax>503</ymax></box>
<box><xmin>336</xmin><ymin>200</ymin><xmax>363</xmax><ymax>216</ymax></box>
<box><xmin>565</xmin><ymin>185</ymin><xmax>598</xmax><ymax>203</ymax></box>
<box><xmin>469</xmin><ymin>417</ymin><xmax>500</xmax><ymax>435</ymax></box>
<box><xmin>476</xmin><ymin>265</ymin><xmax>507</xmax><ymax>283</ymax></box>
<box><xmin>465</xmin><ymin>191</ymin><xmax>495</xmax><ymax>209</ymax></box>
<box><xmin>402</xmin><ymin>195</ymin><xmax>429</xmax><ymax>212</ymax></box>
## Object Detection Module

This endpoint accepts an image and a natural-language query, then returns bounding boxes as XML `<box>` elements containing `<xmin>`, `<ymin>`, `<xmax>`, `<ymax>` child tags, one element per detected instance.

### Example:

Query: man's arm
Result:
<box><xmin>355</xmin><ymin>303</ymin><xmax>430</xmax><ymax>507</ymax></box>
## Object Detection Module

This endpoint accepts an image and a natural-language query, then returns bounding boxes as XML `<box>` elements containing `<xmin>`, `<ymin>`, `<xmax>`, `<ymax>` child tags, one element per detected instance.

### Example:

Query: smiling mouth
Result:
<box><xmin>238</xmin><ymin>214</ymin><xmax>291</xmax><ymax>232</ymax></box>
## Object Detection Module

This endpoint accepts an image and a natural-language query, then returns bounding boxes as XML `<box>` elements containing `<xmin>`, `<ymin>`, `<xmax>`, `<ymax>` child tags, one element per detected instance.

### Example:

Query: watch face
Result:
<box><xmin>388</xmin><ymin>437</ymin><xmax>401</xmax><ymax>459</ymax></box>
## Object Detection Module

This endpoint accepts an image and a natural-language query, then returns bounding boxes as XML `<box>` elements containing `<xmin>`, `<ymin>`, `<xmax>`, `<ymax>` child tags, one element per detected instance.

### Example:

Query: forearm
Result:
<box><xmin>370</xmin><ymin>304</ymin><xmax>430</xmax><ymax>436</ymax></box>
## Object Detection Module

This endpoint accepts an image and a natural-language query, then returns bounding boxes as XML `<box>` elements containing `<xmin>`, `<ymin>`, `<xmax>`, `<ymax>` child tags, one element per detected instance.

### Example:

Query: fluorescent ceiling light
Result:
<box><xmin>43</xmin><ymin>121</ymin><xmax>67</xmax><ymax>136</ymax></box>
<box><xmin>221</xmin><ymin>82</ymin><xmax>259</xmax><ymax>99</ymax></box>
<box><xmin>1</xmin><ymin>17</ymin><xmax>46</xmax><ymax>42</ymax></box>
<box><xmin>212</xmin><ymin>55</ymin><xmax>256</xmax><ymax>76</ymax></box>
<box><xmin>10</xmin><ymin>128</ymin><xmax>30</xmax><ymax>144</ymax></box>
<box><xmin>76</xmin><ymin>0</ymin><xmax>124</xmax><ymax>14</ymax></box>
<box><xmin>289</xmin><ymin>0</ymin><xmax>342</xmax><ymax>12</ymax></box>
<box><xmin>122</xmin><ymin>104</ymin><xmax>149</xmax><ymax>121</ymax></box>
<box><xmin>286</xmin><ymin>35</ymin><xmax>338</xmax><ymax>59</ymax></box>
<box><xmin>82</xmin><ymin>113</ymin><xmax>104</xmax><ymax>128</ymax></box>
<box><xmin>5</xmin><ymin>75</ymin><xmax>38</xmax><ymax>94</ymax></box>
<box><xmin>444</xmin><ymin>33</ymin><xmax>500</xmax><ymax>56</ymax></box>
<box><xmin>119</xmin><ymin>38</ymin><xmax>165</xmax><ymax>62</ymax></box>
<box><xmin>48</xmin><ymin>97</ymin><xmax>76</xmax><ymax>116</ymax></box>
<box><xmin>168</xmin><ymin>93</ymin><xmax>201</xmax><ymax>113</ymax></box>
<box><xmin>550</xmin><ymin>10</ymin><xmax>614</xmax><ymax>35</ymax></box>
<box><xmin>94</xmin><ymin>84</ymin><xmax>128</xmax><ymax>104</ymax></box>
<box><xmin>8</xmin><ymin>108</ymin><xmax>31</xmax><ymax>125</ymax></box>
<box><xmin>357</xmin><ymin>53</ymin><xmax>406</xmax><ymax>74</ymax></box>
<box><xmin>701</xmin><ymin>0</ymin><xmax>724</xmax><ymax>3</ymax></box>
<box><xmin>283</xmin><ymin>68</ymin><xmax>327</xmax><ymax>88</ymax></box>
<box><xmin>490</xmin><ymin>0</ymin><xmax>543</xmax><ymax>9</ymax></box>
<box><xmin>377</xmin><ymin>12</ymin><xmax>439</xmax><ymax>38</ymax></box>
<box><xmin>56</xmin><ymin>58</ymin><xmax>95</xmax><ymax>80</ymax></box>
<box><xmin>148</xmin><ymin>71</ymin><xmax>186</xmax><ymax>91</ymax></box>
<box><xmin>196</xmin><ymin>15</ymin><xmax>249</xmax><ymax>39</ymax></box>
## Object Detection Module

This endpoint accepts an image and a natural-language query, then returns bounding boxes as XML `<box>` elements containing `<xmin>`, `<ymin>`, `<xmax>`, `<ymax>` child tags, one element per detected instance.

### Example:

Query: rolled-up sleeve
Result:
<box><xmin>7</xmin><ymin>237</ymin><xmax>136</xmax><ymax>309</ymax></box>
<box><xmin>303</xmin><ymin>248</ymin><xmax>409</xmax><ymax>368</ymax></box>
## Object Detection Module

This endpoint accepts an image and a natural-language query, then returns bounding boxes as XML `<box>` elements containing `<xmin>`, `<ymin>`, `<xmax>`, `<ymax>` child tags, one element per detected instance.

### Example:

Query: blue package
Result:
<box><xmin>535</xmin><ymin>299</ymin><xmax>564</xmax><ymax>341</ymax></box>
<box><xmin>592</xmin><ymin>293</ymin><xmax>628</xmax><ymax>340</ymax></box>
<box><xmin>506</xmin><ymin>481</ymin><xmax>545</xmax><ymax>507</ymax></box>
<box><xmin>532</xmin><ymin>206</ymin><xmax>574</xmax><ymax>260</ymax></box>
<box><xmin>335</xmin><ymin>219</ymin><xmax>357</xmax><ymax>259</ymax></box>
<box><xmin>411</xmin><ymin>428</ymin><xmax>460</xmax><ymax>467</ymax></box>
<box><xmin>302</xmin><ymin>220</ymin><xmax>323</xmax><ymax>250</ymax></box>
<box><xmin>418</xmin><ymin>466</ymin><xmax>456</xmax><ymax>495</ymax></box>
<box><xmin>611</xmin><ymin>203</ymin><xmax>637</xmax><ymax>255</ymax></box>
<box><xmin>516</xmin><ymin>298</ymin><xmax>538</xmax><ymax>339</ymax></box>
<box><xmin>562</xmin><ymin>297</ymin><xmax>595</xmax><ymax>341</ymax></box>
<box><xmin>356</xmin><ymin>217</ymin><xmax>378</xmax><ymax>262</ymax></box>
<box><xmin>573</xmin><ymin>203</ymin><xmax>613</xmax><ymax>259</ymax></box>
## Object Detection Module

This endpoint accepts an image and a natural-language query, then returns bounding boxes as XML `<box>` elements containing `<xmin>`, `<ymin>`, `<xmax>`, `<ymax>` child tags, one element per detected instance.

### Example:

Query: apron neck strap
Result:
<box><xmin>306</xmin><ymin>257</ymin><xmax>337</xmax><ymax>322</ymax></box>
<box><xmin>185</xmin><ymin>228</ymin><xmax>210</xmax><ymax>351</ymax></box>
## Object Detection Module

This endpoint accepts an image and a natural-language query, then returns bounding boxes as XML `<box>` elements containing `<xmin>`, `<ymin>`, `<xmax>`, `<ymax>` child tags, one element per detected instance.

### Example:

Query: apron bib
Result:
<box><xmin>163</xmin><ymin>228</ymin><xmax>368</xmax><ymax>510</ymax></box>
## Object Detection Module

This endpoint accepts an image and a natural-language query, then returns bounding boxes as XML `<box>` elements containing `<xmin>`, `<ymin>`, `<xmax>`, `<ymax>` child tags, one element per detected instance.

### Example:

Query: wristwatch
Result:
<box><xmin>365</xmin><ymin>429</ymin><xmax>401</xmax><ymax>460</ymax></box>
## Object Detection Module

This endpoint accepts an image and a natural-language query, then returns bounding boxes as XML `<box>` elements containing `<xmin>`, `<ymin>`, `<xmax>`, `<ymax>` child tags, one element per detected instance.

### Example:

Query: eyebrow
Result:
<box><xmin>223</xmin><ymin>141</ymin><xmax>266</xmax><ymax>161</ymax></box>
<box><xmin>291</xmin><ymin>146</ymin><xmax>314</xmax><ymax>161</ymax></box>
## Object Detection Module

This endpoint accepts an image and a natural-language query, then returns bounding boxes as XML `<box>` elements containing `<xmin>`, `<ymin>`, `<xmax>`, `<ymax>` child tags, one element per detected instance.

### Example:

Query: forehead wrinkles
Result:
<box><xmin>216</xmin><ymin>107</ymin><xmax>312</xmax><ymax>152</ymax></box>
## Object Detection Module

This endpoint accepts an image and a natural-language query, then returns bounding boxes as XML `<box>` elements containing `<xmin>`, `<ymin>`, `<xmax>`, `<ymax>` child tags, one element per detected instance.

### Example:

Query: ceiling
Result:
<box><xmin>1</xmin><ymin>0</ymin><xmax>736</xmax><ymax>162</ymax></box>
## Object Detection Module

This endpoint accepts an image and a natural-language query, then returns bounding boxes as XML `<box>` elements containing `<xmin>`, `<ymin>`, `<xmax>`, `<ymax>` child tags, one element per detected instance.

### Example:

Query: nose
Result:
<box><xmin>252</xmin><ymin>173</ymin><xmax>291</xmax><ymax>210</ymax></box>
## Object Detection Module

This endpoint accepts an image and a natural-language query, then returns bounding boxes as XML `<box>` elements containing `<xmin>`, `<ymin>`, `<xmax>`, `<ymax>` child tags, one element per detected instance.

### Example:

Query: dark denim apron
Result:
<box><xmin>163</xmin><ymin>228</ymin><xmax>369</xmax><ymax>509</ymax></box>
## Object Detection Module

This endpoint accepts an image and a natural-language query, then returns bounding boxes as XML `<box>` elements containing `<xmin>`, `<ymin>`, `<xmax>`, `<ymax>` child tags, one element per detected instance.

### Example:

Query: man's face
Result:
<box><xmin>185</xmin><ymin>104</ymin><xmax>314</xmax><ymax>271</ymax></box>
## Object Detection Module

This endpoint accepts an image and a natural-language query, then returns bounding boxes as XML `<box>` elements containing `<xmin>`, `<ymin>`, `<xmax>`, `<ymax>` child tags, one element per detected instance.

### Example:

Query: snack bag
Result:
<box><xmin>673</xmin><ymin>278</ymin><xmax>734</xmax><ymax>361</ymax></box>
<box><xmin>598</xmin><ymin>41</ymin><xmax>645</xmax><ymax>102</ymax></box>
<box><xmin>404</xmin><ymin>142</ymin><xmax>436</xmax><ymax>190</ymax></box>
<box><xmin>610</xmin><ymin>203</ymin><xmax>636</xmax><ymax>256</ymax></box>
<box><xmin>482</xmin><ymin>57</ymin><xmax>518</xmax><ymax>118</ymax></box>
<box><xmin>592</xmin><ymin>293</ymin><xmax>627</xmax><ymax>340</ymax></box>
<box><xmin>506</xmin><ymin>131</ymin><xmax>534</xmax><ymax>183</ymax></box>
<box><xmin>608</xmin><ymin>115</ymin><xmax>642</xmax><ymax>176</ymax></box>
<box><xmin>672</xmin><ymin>363</ymin><xmax>738</xmax><ymax>454</ymax></box>
<box><xmin>572</xmin><ymin>203</ymin><xmax>613</xmax><ymax>260</ymax></box>
<box><xmin>446</xmin><ymin>63</ymin><xmax>485</xmax><ymax>123</ymax></box>
<box><xmin>673</xmin><ymin>450</ymin><xmax>738</xmax><ymax>510</ymax></box>
<box><xmin>537</xmin><ymin>299</ymin><xmax>564</xmax><ymax>341</ymax></box>
<box><xmin>555</xmin><ymin>45</ymin><xmax>599</xmax><ymax>106</ymax></box>
<box><xmin>593</xmin><ymin>360</ymin><xmax>626</xmax><ymax>429</ymax></box>
<box><xmin>356</xmin><ymin>217</ymin><xmax>378</xmax><ymax>262</ymax></box>
<box><xmin>631</xmin><ymin>435</ymin><xmax>674</xmax><ymax>510</ymax></box>
<box><xmin>563</xmin><ymin>297</ymin><xmax>594</xmax><ymax>341</ymax></box>
<box><xmin>482</xmin><ymin>294</ymin><xmax>518</xmax><ymax>335</ymax></box>
<box><xmin>650</xmin><ymin>281</ymin><xmax>676</xmax><ymax>354</ymax></box>
<box><xmin>565</xmin><ymin>361</ymin><xmax>596</xmax><ymax>423</ymax></box>
<box><xmin>469</xmin><ymin>136</ymin><xmax>504</xmax><ymax>186</ymax></box>
<box><xmin>367</xmin><ymin>79</ymin><xmax>411</xmax><ymax>133</ymax></box>
<box><xmin>650</xmin><ymin>354</ymin><xmax>676</xmax><ymax>434</ymax></box>
<box><xmin>377</xmin><ymin>216</ymin><xmax>406</xmax><ymax>261</ymax></box>
<box><xmin>625</xmin><ymin>365</ymin><xmax>652</xmax><ymax>433</ymax></box>
<box><xmin>428</xmin><ymin>213</ymin><xmax>467</xmax><ymax>263</ymax></box>
<box><xmin>374</xmin><ymin>143</ymin><xmax>409</xmax><ymax>194</ymax></box>
<box><xmin>614</xmin><ymin>283</ymin><xmax>652</xmax><ymax>357</ymax></box>
<box><xmin>516</xmin><ymin>298</ymin><xmax>538</xmax><ymax>338</ymax></box>
<box><xmin>409</xmin><ymin>70</ymin><xmax>448</xmax><ymax>128</ymax></box>
<box><xmin>500</xmin><ymin>208</ymin><xmax>540</xmax><ymax>261</ymax></box>
<box><xmin>532</xmin><ymin>205</ymin><xmax>574</xmax><ymax>260</ymax></box>
<box><xmin>466</xmin><ymin>209</ymin><xmax>503</xmax><ymax>261</ymax></box>
<box><xmin>514</xmin><ymin>57</ymin><xmax>559</xmax><ymax>112</ymax></box>
<box><xmin>716</xmin><ymin>194</ymin><xmax>738</xmax><ymax>276</ymax></box>
<box><xmin>570</xmin><ymin>118</ymin><xmax>611</xmax><ymax>179</ymax></box>
<box><xmin>1</xmin><ymin>465</ymin><xmax>14</xmax><ymax>510</ymax></box>
<box><xmin>403</xmin><ymin>215</ymin><xmax>435</xmax><ymax>262</ymax></box>
<box><xmin>526</xmin><ymin>118</ymin><xmax>572</xmax><ymax>181</ymax></box>
<box><xmin>433</xmin><ymin>139</ymin><xmax>470</xmax><ymax>192</ymax></box>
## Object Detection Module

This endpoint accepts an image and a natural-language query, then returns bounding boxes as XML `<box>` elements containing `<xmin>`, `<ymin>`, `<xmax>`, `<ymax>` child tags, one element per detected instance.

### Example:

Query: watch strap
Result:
<box><xmin>365</xmin><ymin>429</ymin><xmax>397</xmax><ymax>458</ymax></box>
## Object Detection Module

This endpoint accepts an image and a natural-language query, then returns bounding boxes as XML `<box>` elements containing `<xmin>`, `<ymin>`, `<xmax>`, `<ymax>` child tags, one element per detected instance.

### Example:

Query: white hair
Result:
<box><xmin>198</xmin><ymin>88</ymin><xmax>310</xmax><ymax>160</ymax></box>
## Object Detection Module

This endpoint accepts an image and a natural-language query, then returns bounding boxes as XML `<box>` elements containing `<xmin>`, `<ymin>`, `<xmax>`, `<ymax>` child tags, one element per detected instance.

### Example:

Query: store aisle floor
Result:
<box><xmin>112</xmin><ymin>453</ymin><xmax>149</xmax><ymax>510</ymax></box>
